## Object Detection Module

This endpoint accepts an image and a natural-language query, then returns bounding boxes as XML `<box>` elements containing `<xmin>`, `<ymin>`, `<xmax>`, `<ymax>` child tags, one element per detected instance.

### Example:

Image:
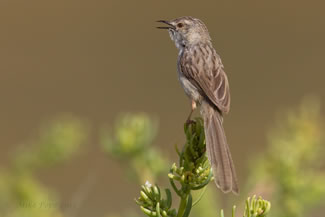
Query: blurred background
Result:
<box><xmin>1</xmin><ymin>0</ymin><xmax>325</xmax><ymax>217</ymax></box>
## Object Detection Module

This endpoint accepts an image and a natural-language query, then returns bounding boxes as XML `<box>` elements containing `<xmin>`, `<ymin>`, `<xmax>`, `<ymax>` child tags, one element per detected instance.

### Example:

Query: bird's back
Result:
<box><xmin>178</xmin><ymin>43</ymin><xmax>231</xmax><ymax>114</ymax></box>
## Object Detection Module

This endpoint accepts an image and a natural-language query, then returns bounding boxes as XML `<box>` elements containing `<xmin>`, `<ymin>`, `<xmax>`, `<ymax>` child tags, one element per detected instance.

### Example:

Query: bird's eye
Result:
<box><xmin>177</xmin><ymin>23</ymin><xmax>184</xmax><ymax>28</ymax></box>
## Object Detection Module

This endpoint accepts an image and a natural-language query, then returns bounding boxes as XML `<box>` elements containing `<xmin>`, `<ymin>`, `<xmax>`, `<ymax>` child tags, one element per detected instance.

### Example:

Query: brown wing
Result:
<box><xmin>180</xmin><ymin>45</ymin><xmax>230</xmax><ymax>114</ymax></box>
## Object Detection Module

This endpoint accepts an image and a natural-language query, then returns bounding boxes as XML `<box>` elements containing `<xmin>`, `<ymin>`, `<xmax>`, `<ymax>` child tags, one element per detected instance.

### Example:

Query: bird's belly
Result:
<box><xmin>178</xmin><ymin>74</ymin><xmax>202</xmax><ymax>103</ymax></box>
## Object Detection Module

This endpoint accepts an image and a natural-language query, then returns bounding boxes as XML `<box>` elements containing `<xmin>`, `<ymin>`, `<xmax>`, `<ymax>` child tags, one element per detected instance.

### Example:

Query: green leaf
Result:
<box><xmin>165</xmin><ymin>188</ymin><xmax>172</xmax><ymax>209</ymax></box>
<box><xmin>156</xmin><ymin>202</ymin><xmax>161</xmax><ymax>217</ymax></box>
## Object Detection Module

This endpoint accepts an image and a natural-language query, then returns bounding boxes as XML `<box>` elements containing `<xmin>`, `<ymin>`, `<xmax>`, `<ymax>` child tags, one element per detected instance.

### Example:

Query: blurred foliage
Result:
<box><xmin>101</xmin><ymin>114</ymin><xmax>157</xmax><ymax>156</ymax></box>
<box><xmin>0</xmin><ymin>98</ymin><xmax>324</xmax><ymax>217</ymax></box>
<box><xmin>106</xmin><ymin>99</ymin><xmax>325</xmax><ymax>217</ymax></box>
<box><xmin>248</xmin><ymin>98</ymin><xmax>325</xmax><ymax>217</ymax></box>
<box><xmin>0</xmin><ymin>116</ymin><xmax>88</xmax><ymax>217</ymax></box>
<box><xmin>101</xmin><ymin>113</ymin><xmax>169</xmax><ymax>183</ymax></box>
<box><xmin>190</xmin><ymin>185</ymin><xmax>220</xmax><ymax>217</ymax></box>
<box><xmin>14</xmin><ymin>117</ymin><xmax>87</xmax><ymax>172</ymax></box>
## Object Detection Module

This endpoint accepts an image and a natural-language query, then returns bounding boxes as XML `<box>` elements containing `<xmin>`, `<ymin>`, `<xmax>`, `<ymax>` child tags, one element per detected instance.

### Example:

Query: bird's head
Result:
<box><xmin>157</xmin><ymin>16</ymin><xmax>211</xmax><ymax>49</ymax></box>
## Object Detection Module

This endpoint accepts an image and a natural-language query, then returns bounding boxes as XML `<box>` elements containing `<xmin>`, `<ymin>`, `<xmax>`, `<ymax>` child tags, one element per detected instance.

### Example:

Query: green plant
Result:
<box><xmin>0</xmin><ymin>117</ymin><xmax>87</xmax><ymax>217</ymax></box>
<box><xmin>135</xmin><ymin>118</ymin><xmax>271</xmax><ymax>217</ymax></box>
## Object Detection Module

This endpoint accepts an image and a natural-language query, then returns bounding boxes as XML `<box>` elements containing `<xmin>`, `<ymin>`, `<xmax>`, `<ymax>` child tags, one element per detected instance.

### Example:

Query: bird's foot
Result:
<box><xmin>186</xmin><ymin>119</ymin><xmax>196</xmax><ymax>126</ymax></box>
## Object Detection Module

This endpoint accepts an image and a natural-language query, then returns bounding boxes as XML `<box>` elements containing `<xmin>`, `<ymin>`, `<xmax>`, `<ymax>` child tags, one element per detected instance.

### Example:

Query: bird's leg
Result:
<box><xmin>186</xmin><ymin>100</ymin><xmax>197</xmax><ymax>124</ymax></box>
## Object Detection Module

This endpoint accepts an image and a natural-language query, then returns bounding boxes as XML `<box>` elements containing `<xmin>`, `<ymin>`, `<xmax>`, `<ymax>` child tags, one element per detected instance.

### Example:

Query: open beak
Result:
<box><xmin>156</xmin><ymin>20</ymin><xmax>175</xmax><ymax>30</ymax></box>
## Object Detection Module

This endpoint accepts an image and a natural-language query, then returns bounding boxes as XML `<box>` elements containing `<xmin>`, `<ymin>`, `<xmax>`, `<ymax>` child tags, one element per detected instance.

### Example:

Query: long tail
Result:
<box><xmin>200</xmin><ymin>101</ymin><xmax>239</xmax><ymax>194</ymax></box>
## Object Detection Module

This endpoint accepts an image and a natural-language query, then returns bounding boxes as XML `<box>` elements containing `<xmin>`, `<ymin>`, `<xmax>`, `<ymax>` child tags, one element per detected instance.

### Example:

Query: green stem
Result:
<box><xmin>176</xmin><ymin>194</ymin><xmax>189</xmax><ymax>217</ymax></box>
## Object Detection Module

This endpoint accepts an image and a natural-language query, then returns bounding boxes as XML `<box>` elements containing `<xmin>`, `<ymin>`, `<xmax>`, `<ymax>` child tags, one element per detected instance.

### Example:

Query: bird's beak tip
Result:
<box><xmin>156</xmin><ymin>20</ymin><xmax>167</xmax><ymax>23</ymax></box>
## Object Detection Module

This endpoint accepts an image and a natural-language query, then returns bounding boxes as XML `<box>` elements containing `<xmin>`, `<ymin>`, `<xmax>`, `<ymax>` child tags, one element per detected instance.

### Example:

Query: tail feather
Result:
<box><xmin>201</xmin><ymin>101</ymin><xmax>239</xmax><ymax>194</ymax></box>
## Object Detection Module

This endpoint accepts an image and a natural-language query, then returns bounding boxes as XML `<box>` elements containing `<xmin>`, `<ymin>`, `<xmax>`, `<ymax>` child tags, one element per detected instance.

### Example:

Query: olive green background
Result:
<box><xmin>1</xmin><ymin>0</ymin><xmax>324</xmax><ymax>216</ymax></box>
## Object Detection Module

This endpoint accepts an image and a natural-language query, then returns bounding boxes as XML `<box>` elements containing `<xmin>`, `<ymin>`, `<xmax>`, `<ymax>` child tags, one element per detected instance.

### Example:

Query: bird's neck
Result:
<box><xmin>181</xmin><ymin>41</ymin><xmax>212</xmax><ymax>54</ymax></box>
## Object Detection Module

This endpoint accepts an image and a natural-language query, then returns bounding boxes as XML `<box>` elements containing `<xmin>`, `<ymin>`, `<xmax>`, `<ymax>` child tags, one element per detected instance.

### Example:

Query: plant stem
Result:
<box><xmin>176</xmin><ymin>194</ymin><xmax>188</xmax><ymax>217</ymax></box>
<box><xmin>176</xmin><ymin>188</ymin><xmax>191</xmax><ymax>217</ymax></box>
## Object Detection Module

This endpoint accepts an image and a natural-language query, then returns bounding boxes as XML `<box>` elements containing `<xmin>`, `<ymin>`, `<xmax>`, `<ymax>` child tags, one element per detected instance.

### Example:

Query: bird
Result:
<box><xmin>157</xmin><ymin>16</ymin><xmax>239</xmax><ymax>194</ymax></box>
